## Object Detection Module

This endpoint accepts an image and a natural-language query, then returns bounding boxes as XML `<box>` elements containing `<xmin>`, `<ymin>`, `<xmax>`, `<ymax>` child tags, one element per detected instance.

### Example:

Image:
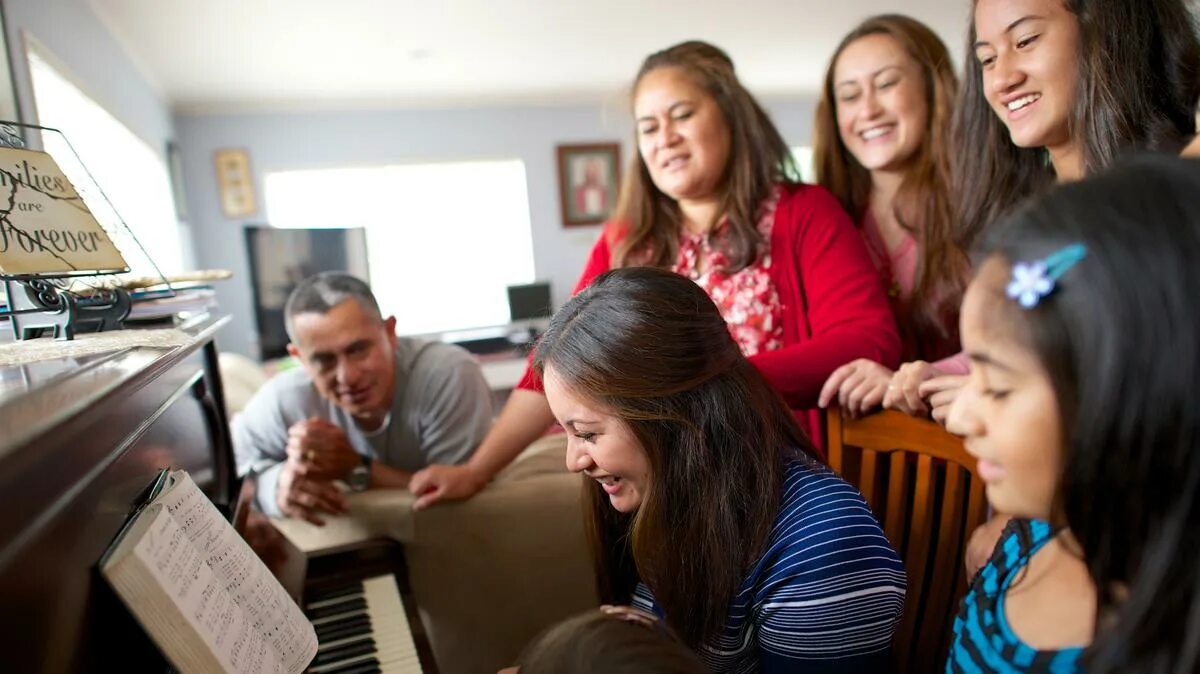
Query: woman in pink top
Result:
<box><xmin>813</xmin><ymin>15</ymin><xmax>969</xmax><ymax>419</ymax></box>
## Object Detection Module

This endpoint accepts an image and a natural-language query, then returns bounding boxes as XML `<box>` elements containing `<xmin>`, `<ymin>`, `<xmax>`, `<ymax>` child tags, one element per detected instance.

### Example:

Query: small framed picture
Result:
<box><xmin>213</xmin><ymin>148</ymin><xmax>257</xmax><ymax>219</ymax></box>
<box><xmin>556</xmin><ymin>143</ymin><xmax>621</xmax><ymax>227</ymax></box>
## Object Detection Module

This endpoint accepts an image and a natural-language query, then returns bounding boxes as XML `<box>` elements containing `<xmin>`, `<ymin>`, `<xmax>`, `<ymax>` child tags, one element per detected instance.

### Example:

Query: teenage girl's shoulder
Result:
<box><xmin>980</xmin><ymin>518</ymin><xmax>1054</xmax><ymax>580</ymax></box>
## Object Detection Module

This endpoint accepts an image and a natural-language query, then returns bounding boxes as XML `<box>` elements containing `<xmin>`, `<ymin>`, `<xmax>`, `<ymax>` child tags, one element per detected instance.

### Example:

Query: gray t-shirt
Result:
<box><xmin>233</xmin><ymin>337</ymin><xmax>492</xmax><ymax>515</ymax></box>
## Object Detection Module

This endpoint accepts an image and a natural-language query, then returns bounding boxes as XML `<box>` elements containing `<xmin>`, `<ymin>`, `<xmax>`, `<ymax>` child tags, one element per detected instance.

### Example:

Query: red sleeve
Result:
<box><xmin>515</xmin><ymin>226</ymin><xmax>615</xmax><ymax>392</ymax></box>
<box><xmin>750</xmin><ymin>188</ymin><xmax>902</xmax><ymax>408</ymax></box>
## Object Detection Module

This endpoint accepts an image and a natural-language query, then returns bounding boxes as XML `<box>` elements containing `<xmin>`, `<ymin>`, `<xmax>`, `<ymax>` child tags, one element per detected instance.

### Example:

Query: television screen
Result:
<box><xmin>244</xmin><ymin>225</ymin><xmax>369</xmax><ymax>360</ymax></box>
<box><xmin>507</xmin><ymin>282</ymin><xmax>552</xmax><ymax>322</ymax></box>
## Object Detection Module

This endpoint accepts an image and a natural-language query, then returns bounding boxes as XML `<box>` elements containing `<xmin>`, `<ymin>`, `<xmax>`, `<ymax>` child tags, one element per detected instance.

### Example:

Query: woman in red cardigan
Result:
<box><xmin>408</xmin><ymin>40</ymin><xmax>899</xmax><ymax>509</ymax></box>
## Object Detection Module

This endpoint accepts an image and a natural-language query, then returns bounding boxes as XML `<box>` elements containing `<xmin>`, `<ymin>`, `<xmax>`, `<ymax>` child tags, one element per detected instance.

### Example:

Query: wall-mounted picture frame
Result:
<box><xmin>213</xmin><ymin>147</ymin><xmax>257</xmax><ymax>219</ymax></box>
<box><xmin>556</xmin><ymin>143</ymin><xmax>620</xmax><ymax>227</ymax></box>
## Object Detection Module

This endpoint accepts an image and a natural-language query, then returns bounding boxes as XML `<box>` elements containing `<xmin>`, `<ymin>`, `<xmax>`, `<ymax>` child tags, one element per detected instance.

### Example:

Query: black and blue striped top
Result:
<box><xmin>632</xmin><ymin>460</ymin><xmax>906</xmax><ymax>673</ymax></box>
<box><xmin>946</xmin><ymin>519</ymin><xmax>1083</xmax><ymax>673</ymax></box>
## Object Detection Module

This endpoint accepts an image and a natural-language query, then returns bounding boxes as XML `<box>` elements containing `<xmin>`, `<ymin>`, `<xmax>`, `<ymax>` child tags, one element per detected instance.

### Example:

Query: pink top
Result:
<box><xmin>860</xmin><ymin>213</ymin><xmax>968</xmax><ymax>375</ymax></box>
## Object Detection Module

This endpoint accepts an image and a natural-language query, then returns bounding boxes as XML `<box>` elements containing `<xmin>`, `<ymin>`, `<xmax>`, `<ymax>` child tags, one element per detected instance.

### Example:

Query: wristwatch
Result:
<box><xmin>346</xmin><ymin>454</ymin><xmax>372</xmax><ymax>492</ymax></box>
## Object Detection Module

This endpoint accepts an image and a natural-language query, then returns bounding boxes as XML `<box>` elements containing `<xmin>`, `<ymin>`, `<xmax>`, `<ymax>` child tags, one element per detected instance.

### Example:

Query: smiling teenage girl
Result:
<box><xmin>813</xmin><ymin>15</ymin><xmax>971</xmax><ymax>418</ymax></box>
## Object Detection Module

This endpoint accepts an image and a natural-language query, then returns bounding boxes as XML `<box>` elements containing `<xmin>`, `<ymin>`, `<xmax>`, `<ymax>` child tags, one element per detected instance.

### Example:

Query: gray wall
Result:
<box><xmin>177</xmin><ymin>97</ymin><xmax>817</xmax><ymax>358</ymax></box>
<box><xmin>3</xmin><ymin>0</ymin><xmax>174</xmax><ymax>173</ymax></box>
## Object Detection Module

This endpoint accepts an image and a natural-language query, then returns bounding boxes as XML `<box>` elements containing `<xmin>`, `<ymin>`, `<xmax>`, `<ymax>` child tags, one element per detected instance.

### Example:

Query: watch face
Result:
<box><xmin>347</xmin><ymin>465</ymin><xmax>370</xmax><ymax>492</ymax></box>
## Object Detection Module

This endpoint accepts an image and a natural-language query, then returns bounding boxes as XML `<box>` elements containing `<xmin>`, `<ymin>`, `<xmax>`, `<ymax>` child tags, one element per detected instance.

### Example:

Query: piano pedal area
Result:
<box><xmin>301</xmin><ymin>542</ymin><xmax>437</xmax><ymax>674</ymax></box>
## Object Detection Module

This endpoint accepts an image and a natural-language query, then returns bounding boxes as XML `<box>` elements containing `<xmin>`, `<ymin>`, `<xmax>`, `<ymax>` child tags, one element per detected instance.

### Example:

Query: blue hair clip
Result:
<box><xmin>1005</xmin><ymin>243</ymin><xmax>1087</xmax><ymax>309</ymax></box>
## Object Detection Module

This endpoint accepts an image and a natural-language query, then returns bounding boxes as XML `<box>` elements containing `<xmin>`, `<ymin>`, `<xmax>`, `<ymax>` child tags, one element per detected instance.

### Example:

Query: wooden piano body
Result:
<box><xmin>0</xmin><ymin>317</ymin><xmax>237</xmax><ymax>673</ymax></box>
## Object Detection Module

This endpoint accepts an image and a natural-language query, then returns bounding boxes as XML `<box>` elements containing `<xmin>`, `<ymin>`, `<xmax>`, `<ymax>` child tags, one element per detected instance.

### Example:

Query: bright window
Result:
<box><xmin>791</xmin><ymin>146</ymin><xmax>816</xmax><ymax>183</ymax></box>
<box><xmin>265</xmin><ymin>160</ymin><xmax>535</xmax><ymax>336</ymax></box>
<box><xmin>26</xmin><ymin>46</ymin><xmax>185</xmax><ymax>278</ymax></box>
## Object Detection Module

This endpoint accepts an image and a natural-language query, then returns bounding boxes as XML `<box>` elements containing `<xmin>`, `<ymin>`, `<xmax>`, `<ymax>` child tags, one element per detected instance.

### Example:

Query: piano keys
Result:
<box><xmin>305</xmin><ymin>574</ymin><xmax>422</xmax><ymax>674</ymax></box>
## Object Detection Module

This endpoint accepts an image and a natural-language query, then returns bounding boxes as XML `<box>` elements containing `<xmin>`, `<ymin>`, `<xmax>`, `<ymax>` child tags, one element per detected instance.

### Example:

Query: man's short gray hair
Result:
<box><xmin>284</xmin><ymin>272</ymin><xmax>383</xmax><ymax>341</ymax></box>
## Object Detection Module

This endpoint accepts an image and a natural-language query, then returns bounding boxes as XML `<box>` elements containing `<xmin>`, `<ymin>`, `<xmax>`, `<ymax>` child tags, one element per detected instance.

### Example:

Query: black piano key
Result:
<box><xmin>307</xmin><ymin>581</ymin><xmax>365</xmax><ymax>604</ymax></box>
<box><xmin>311</xmin><ymin>638</ymin><xmax>377</xmax><ymax>667</ymax></box>
<box><xmin>325</xmin><ymin>659</ymin><xmax>382</xmax><ymax>674</ymax></box>
<box><xmin>317</xmin><ymin>625</ymin><xmax>374</xmax><ymax>648</ymax></box>
<box><xmin>308</xmin><ymin>596</ymin><xmax>367</xmax><ymax>619</ymax></box>
<box><xmin>315</xmin><ymin>616</ymin><xmax>372</xmax><ymax>643</ymax></box>
<box><xmin>316</xmin><ymin>611</ymin><xmax>372</xmax><ymax>633</ymax></box>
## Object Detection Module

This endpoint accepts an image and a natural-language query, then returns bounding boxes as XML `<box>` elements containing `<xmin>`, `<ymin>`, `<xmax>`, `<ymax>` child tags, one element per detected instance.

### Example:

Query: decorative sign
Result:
<box><xmin>0</xmin><ymin>147</ymin><xmax>127</xmax><ymax>275</ymax></box>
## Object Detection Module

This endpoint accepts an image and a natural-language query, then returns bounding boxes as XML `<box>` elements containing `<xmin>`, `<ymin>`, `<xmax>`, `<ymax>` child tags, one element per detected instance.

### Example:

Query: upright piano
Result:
<box><xmin>0</xmin><ymin>317</ymin><xmax>429</xmax><ymax>673</ymax></box>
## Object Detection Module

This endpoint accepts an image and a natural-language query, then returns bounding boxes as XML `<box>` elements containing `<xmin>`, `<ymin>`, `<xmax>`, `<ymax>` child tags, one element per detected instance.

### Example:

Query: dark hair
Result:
<box><xmin>814</xmin><ymin>14</ymin><xmax>968</xmax><ymax>361</ymax></box>
<box><xmin>532</xmin><ymin>267</ymin><xmax>815</xmax><ymax>647</ymax></box>
<box><xmin>516</xmin><ymin>609</ymin><xmax>707</xmax><ymax>674</ymax></box>
<box><xmin>976</xmin><ymin>155</ymin><xmax>1200</xmax><ymax>672</ymax></box>
<box><xmin>611</xmin><ymin>40</ymin><xmax>797</xmax><ymax>273</ymax></box>
<box><xmin>283</xmin><ymin>272</ymin><xmax>382</xmax><ymax>340</ymax></box>
<box><xmin>954</xmin><ymin>0</ymin><xmax>1200</xmax><ymax>250</ymax></box>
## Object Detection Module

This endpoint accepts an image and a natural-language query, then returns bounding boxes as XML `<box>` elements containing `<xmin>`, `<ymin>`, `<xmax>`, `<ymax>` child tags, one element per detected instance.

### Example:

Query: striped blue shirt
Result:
<box><xmin>946</xmin><ymin>519</ymin><xmax>1083</xmax><ymax>673</ymax></box>
<box><xmin>633</xmin><ymin>460</ymin><xmax>906</xmax><ymax>673</ymax></box>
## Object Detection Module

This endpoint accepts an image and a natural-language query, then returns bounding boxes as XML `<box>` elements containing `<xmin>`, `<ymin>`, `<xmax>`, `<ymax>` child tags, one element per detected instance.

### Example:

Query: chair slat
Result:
<box><xmin>860</xmin><ymin>448</ymin><xmax>878</xmax><ymax>511</ymax></box>
<box><xmin>827</xmin><ymin>410</ymin><xmax>844</xmax><ymax>473</ymax></box>
<box><xmin>924</xmin><ymin>466</ymin><xmax>966</xmax><ymax>670</ymax></box>
<box><xmin>884</xmin><ymin>451</ymin><xmax>908</xmax><ymax>549</ymax></box>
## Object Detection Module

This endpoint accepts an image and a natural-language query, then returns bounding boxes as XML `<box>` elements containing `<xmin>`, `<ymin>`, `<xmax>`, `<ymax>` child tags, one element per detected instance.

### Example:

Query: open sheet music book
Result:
<box><xmin>100</xmin><ymin>470</ymin><xmax>318</xmax><ymax>673</ymax></box>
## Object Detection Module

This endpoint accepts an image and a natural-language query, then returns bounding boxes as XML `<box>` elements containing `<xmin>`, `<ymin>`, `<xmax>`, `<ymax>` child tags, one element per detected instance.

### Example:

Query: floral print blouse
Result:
<box><xmin>672</xmin><ymin>190</ymin><xmax>783</xmax><ymax>357</ymax></box>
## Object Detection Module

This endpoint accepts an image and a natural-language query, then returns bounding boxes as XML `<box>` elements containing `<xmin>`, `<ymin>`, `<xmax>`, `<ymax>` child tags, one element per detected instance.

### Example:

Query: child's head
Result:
<box><xmin>951</xmin><ymin>155</ymin><xmax>1200</xmax><ymax>668</ymax></box>
<box><xmin>516</xmin><ymin>607</ymin><xmax>707</xmax><ymax>674</ymax></box>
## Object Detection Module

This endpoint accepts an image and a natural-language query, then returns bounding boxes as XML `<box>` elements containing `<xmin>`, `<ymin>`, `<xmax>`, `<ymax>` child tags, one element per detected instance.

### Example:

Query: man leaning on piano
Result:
<box><xmin>232</xmin><ymin>272</ymin><xmax>493</xmax><ymax>524</ymax></box>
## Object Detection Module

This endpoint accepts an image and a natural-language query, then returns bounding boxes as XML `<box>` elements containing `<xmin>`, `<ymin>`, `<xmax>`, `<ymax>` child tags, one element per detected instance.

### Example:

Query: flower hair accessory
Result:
<box><xmin>1006</xmin><ymin>243</ymin><xmax>1087</xmax><ymax>309</ymax></box>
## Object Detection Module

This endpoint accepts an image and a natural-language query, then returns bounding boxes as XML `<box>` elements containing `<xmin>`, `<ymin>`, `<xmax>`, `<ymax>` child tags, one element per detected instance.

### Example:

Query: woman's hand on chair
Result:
<box><xmin>818</xmin><ymin>359</ymin><xmax>894</xmax><ymax>418</ymax></box>
<box><xmin>920</xmin><ymin>375</ymin><xmax>968</xmax><ymax>426</ymax></box>
<box><xmin>883</xmin><ymin>361</ymin><xmax>942</xmax><ymax>416</ymax></box>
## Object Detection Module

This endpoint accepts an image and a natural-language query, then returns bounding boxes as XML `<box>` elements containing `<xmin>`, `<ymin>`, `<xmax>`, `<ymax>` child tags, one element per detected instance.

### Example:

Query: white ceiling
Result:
<box><xmin>87</xmin><ymin>0</ymin><xmax>971</xmax><ymax>114</ymax></box>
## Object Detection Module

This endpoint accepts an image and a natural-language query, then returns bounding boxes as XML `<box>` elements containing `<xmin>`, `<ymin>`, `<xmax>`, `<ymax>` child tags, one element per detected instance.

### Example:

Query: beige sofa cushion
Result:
<box><xmin>406</xmin><ymin>434</ymin><xmax>598</xmax><ymax>673</ymax></box>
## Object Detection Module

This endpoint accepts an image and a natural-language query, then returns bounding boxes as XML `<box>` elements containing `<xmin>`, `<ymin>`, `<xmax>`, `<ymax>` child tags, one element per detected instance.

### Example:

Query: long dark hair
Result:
<box><xmin>611</xmin><ymin>41</ymin><xmax>797</xmax><ymax>273</ymax></box>
<box><xmin>954</xmin><ymin>0</ymin><xmax>1200</xmax><ymax>249</ymax></box>
<box><xmin>977</xmin><ymin>155</ymin><xmax>1200</xmax><ymax>672</ymax></box>
<box><xmin>814</xmin><ymin>14</ymin><xmax>967</xmax><ymax>361</ymax></box>
<box><xmin>532</xmin><ymin>267</ymin><xmax>814</xmax><ymax>648</ymax></box>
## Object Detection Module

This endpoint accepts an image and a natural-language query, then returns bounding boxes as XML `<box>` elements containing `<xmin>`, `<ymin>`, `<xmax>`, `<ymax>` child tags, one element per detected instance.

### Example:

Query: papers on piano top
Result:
<box><xmin>100</xmin><ymin>470</ymin><xmax>318</xmax><ymax>673</ymax></box>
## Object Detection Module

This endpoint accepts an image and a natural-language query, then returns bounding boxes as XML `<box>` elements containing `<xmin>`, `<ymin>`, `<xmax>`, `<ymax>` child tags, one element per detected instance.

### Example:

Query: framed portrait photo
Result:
<box><xmin>556</xmin><ymin>143</ymin><xmax>621</xmax><ymax>227</ymax></box>
<box><xmin>213</xmin><ymin>147</ymin><xmax>257</xmax><ymax>219</ymax></box>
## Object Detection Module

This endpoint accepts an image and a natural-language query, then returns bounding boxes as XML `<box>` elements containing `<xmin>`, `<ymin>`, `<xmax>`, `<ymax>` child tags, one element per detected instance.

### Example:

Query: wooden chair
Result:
<box><xmin>826</xmin><ymin>408</ymin><xmax>989</xmax><ymax>674</ymax></box>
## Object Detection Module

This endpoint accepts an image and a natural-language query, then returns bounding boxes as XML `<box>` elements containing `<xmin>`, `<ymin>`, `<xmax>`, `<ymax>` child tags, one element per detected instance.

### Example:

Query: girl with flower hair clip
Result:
<box><xmin>945</xmin><ymin>155</ymin><xmax>1200</xmax><ymax>672</ymax></box>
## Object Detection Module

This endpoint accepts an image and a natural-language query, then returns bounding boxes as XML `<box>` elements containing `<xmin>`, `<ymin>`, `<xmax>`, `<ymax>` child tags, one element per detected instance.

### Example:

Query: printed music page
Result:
<box><xmin>106</xmin><ymin>504</ymin><xmax>285</xmax><ymax>673</ymax></box>
<box><xmin>157</xmin><ymin>471</ymin><xmax>317</xmax><ymax>672</ymax></box>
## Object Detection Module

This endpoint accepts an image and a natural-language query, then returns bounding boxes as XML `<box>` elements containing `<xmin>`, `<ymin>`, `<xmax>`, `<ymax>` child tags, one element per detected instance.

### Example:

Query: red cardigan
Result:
<box><xmin>518</xmin><ymin>183</ymin><xmax>901</xmax><ymax>444</ymax></box>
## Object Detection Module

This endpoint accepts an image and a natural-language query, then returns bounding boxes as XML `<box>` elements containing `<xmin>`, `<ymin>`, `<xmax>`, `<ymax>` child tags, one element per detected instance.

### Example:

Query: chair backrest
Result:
<box><xmin>826</xmin><ymin>408</ymin><xmax>989</xmax><ymax>674</ymax></box>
